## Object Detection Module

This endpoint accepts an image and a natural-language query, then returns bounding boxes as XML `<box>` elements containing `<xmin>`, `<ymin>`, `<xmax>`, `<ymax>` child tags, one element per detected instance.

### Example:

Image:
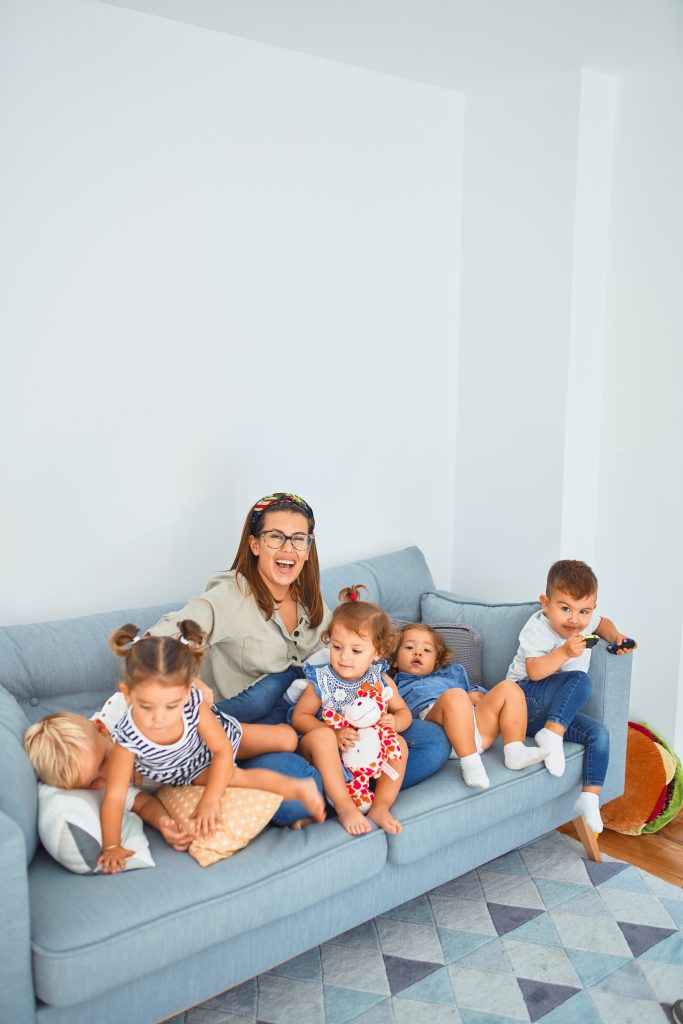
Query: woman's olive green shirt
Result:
<box><xmin>148</xmin><ymin>570</ymin><xmax>331</xmax><ymax>700</ymax></box>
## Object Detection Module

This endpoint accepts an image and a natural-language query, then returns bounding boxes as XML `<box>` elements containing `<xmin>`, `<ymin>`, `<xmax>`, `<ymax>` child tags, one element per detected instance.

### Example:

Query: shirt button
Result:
<box><xmin>30</xmin><ymin>696</ymin><xmax>40</xmax><ymax>707</ymax></box>
<box><xmin>294</xmin><ymin>630</ymin><xmax>300</xmax><ymax>637</ymax></box>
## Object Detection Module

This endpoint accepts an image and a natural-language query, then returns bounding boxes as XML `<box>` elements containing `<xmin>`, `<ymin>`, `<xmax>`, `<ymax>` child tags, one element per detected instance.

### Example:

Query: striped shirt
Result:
<box><xmin>111</xmin><ymin>686</ymin><xmax>242</xmax><ymax>786</ymax></box>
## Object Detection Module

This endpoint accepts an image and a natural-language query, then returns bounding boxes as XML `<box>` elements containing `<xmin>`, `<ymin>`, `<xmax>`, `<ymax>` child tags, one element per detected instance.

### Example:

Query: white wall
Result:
<box><xmin>0</xmin><ymin>0</ymin><xmax>464</xmax><ymax>623</ymax></box>
<box><xmin>452</xmin><ymin>64</ymin><xmax>683</xmax><ymax>751</ymax></box>
<box><xmin>596</xmin><ymin>66</ymin><xmax>683</xmax><ymax>751</ymax></box>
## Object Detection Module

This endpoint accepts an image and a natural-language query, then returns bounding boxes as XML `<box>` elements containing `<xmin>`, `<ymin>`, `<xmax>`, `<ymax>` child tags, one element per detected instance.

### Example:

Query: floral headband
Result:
<box><xmin>249</xmin><ymin>492</ymin><xmax>315</xmax><ymax>534</ymax></box>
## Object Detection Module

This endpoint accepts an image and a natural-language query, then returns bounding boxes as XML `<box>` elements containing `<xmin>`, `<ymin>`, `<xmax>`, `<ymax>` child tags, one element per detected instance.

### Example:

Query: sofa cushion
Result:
<box><xmin>0</xmin><ymin>685</ymin><xmax>38</xmax><ymax>863</ymax></box>
<box><xmin>157</xmin><ymin>785</ymin><xmax>282</xmax><ymax>866</ymax></box>
<box><xmin>0</xmin><ymin>603</ymin><xmax>181</xmax><ymax>722</ymax></box>
<box><xmin>386</xmin><ymin>739</ymin><xmax>585</xmax><ymax>866</ymax></box>
<box><xmin>421</xmin><ymin>592</ymin><xmax>540</xmax><ymax>685</ymax></box>
<box><xmin>29</xmin><ymin>817</ymin><xmax>387</xmax><ymax>1006</ymax></box>
<box><xmin>322</xmin><ymin>547</ymin><xmax>434</xmax><ymax>623</ymax></box>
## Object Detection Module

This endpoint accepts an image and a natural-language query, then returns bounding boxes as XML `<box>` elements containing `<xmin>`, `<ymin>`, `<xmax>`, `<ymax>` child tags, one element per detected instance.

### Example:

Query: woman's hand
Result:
<box><xmin>336</xmin><ymin>726</ymin><xmax>360</xmax><ymax>752</ymax></box>
<box><xmin>379</xmin><ymin>713</ymin><xmax>397</xmax><ymax>730</ymax></box>
<box><xmin>97</xmin><ymin>844</ymin><xmax>134</xmax><ymax>874</ymax></box>
<box><xmin>190</xmin><ymin>794</ymin><xmax>223</xmax><ymax>837</ymax></box>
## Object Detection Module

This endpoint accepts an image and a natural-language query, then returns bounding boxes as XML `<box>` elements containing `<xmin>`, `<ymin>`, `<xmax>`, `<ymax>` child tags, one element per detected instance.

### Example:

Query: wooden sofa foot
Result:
<box><xmin>572</xmin><ymin>815</ymin><xmax>602</xmax><ymax>861</ymax></box>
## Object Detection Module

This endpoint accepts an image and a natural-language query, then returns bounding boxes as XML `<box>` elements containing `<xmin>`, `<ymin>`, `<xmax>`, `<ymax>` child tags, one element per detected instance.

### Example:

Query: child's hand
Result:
<box><xmin>468</xmin><ymin>691</ymin><xmax>484</xmax><ymax>707</ymax></box>
<box><xmin>336</xmin><ymin>726</ymin><xmax>360</xmax><ymax>752</ymax></box>
<box><xmin>563</xmin><ymin>634</ymin><xmax>587</xmax><ymax>659</ymax></box>
<box><xmin>190</xmin><ymin>795</ymin><xmax>223</xmax><ymax>837</ymax></box>
<box><xmin>97</xmin><ymin>844</ymin><xmax>134</xmax><ymax>874</ymax></box>
<box><xmin>379</xmin><ymin>713</ymin><xmax>397</xmax><ymax>730</ymax></box>
<box><xmin>613</xmin><ymin>633</ymin><xmax>638</xmax><ymax>655</ymax></box>
<box><xmin>157</xmin><ymin>814</ymin><xmax>194</xmax><ymax>851</ymax></box>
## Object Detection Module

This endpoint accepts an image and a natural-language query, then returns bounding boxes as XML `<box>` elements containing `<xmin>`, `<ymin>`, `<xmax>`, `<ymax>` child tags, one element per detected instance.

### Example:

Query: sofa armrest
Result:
<box><xmin>584</xmin><ymin>643</ymin><xmax>632</xmax><ymax>802</ymax></box>
<box><xmin>0</xmin><ymin>811</ymin><xmax>35</xmax><ymax>1024</ymax></box>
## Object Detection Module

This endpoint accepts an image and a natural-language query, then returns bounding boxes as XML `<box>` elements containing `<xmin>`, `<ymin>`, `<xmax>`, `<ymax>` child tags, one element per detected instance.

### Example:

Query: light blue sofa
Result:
<box><xmin>0</xmin><ymin>547</ymin><xmax>631</xmax><ymax>1024</ymax></box>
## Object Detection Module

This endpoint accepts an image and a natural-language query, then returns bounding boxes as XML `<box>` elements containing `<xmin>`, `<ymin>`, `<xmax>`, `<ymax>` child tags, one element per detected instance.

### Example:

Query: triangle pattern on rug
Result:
<box><xmin>394</xmin><ymin>965</ymin><xmax>456</xmax><ymax>1005</ymax></box>
<box><xmin>487</xmin><ymin>902</ymin><xmax>544</xmax><ymax>937</ymax></box>
<box><xmin>565</xmin><ymin>948</ymin><xmax>630</xmax><ymax>989</ymax></box>
<box><xmin>517</xmin><ymin>977</ymin><xmax>580</xmax><ymax>1022</ymax></box>
<box><xmin>584</xmin><ymin>859</ymin><xmax>628</xmax><ymax>887</ymax></box>
<box><xmin>504</xmin><ymin>911</ymin><xmax>563</xmax><ymax>948</ymax></box>
<box><xmin>617</xmin><ymin>921</ymin><xmax>677</xmax><ymax>958</ymax></box>
<box><xmin>382</xmin><ymin>954</ymin><xmax>441</xmax><ymax>995</ymax></box>
<box><xmin>323</xmin><ymin>984</ymin><xmax>385</xmax><ymax>1024</ymax></box>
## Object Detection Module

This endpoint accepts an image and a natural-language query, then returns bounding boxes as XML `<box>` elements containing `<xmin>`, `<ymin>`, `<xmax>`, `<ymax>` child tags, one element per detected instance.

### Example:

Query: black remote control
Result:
<box><xmin>607</xmin><ymin>638</ymin><xmax>636</xmax><ymax>654</ymax></box>
<box><xmin>582</xmin><ymin>634</ymin><xmax>600</xmax><ymax>649</ymax></box>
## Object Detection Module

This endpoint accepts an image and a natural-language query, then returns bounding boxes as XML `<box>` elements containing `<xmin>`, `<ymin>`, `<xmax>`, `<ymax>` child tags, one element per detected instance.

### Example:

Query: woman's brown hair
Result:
<box><xmin>322</xmin><ymin>585</ymin><xmax>396</xmax><ymax>660</ymax></box>
<box><xmin>230</xmin><ymin>496</ymin><xmax>324</xmax><ymax>626</ymax></box>
<box><xmin>110</xmin><ymin>620</ymin><xmax>206</xmax><ymax>689</ymax></box>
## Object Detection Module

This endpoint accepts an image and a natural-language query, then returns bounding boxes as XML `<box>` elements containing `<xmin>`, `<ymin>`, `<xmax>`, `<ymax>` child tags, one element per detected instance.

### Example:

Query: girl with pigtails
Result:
<box><xmin>98</xmin><ymin>620</ymin><xmax>325</xmax><ymax>874</ymax></box>
<box><xmin>292</xmin><ymin>586</ymin><xmax>412</xmax><ymax>836</ymax></box>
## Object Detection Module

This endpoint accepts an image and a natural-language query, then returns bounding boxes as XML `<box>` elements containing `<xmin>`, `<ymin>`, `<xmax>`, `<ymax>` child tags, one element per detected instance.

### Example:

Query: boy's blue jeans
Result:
<box><xmin>216</xmin><ymin>668</ymin><xmax>451</xmax><ymax>824</ymax></box>
<box><xmin>517</xmin><ymin>670</ymin><xmax>609</xmax><ymax>788</ymax></box>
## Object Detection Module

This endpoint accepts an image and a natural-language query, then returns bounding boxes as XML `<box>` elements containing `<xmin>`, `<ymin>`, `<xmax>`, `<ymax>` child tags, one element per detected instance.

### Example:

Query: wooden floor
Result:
<box><xmin>559</xmin><ymin>810</ymin><xmax>683</xmax><ymax>888</ymax></box>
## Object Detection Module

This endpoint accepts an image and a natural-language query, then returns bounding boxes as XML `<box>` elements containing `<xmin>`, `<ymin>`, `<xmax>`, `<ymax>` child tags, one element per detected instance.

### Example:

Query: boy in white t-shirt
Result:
<box><xmin>507</xmin><ymin>559</ymin><xmax>636</xmax><ymax>833</ymax></box>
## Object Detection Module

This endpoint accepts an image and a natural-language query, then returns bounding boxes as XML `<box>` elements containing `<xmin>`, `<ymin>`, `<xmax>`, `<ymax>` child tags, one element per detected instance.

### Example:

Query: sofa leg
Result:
<box><xmin>572</xmin><ymin>815</ymin><xmax>602</xmax><ymax>861</ymax></box>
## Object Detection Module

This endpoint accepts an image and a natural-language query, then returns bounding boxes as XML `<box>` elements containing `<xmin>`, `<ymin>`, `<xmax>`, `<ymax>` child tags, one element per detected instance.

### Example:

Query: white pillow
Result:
<box><xmin>37</xmin><ymin>782</ymin><xmax>155</xmax><ymax>874</ymax></box>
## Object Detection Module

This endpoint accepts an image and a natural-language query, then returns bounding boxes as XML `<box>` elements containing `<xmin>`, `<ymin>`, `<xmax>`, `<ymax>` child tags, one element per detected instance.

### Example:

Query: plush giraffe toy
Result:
<box><xmin>322</xmin><ymin>685</ymin><xmax>403</xmax><ymax>812</ymax></box>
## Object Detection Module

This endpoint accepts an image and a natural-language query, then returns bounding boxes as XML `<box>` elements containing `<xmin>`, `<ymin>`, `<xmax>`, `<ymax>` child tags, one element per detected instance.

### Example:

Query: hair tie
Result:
<box><xmin>349</xmin><ymin>592</ymin><xmax>357</xmax><ymax>602</ymax></box>
<box><xmin>178</xmin><ymin>636</ymin><xmax>190</xmax><ymax>646</ymax></box>
<box><xmin>131</xmin><ymin>635</ymin><xmax>142</xmax><ymax>645</ymax></box>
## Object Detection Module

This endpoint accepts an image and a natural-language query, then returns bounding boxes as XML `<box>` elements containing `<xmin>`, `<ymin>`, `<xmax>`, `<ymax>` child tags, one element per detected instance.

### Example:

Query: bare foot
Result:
<box><xmin>337</xmin><ymin>803</ymin><xmax>372</xmax><ymax>835</ymax></box>
<box><xmin>291</xmin><ymin>779</ymin><xmax>326</xmax><ymax>823</ymax></box>
<box><xmin>368</xmin><ymin>804</ymin><xmax>402</xmax><ymax>834</ymax></box>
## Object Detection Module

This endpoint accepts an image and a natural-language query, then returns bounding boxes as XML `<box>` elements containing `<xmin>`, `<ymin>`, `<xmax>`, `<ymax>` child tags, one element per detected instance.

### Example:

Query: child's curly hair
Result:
<box><xmin>392</xmin><ymin>623</ymin><xmax>454</xmax><ymax>670</ymax></box>
<box><xmin>322</xmin><ymin>584</ymin><xmax>396</xmax><ymax>659</ymax></box>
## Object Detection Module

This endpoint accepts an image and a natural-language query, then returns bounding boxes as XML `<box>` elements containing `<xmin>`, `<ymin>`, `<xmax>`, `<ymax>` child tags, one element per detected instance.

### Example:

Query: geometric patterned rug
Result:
<box><xmin>169</xmin><ymin>831</ymin><xmax>683</xmax><ymax>1024</ymax></box>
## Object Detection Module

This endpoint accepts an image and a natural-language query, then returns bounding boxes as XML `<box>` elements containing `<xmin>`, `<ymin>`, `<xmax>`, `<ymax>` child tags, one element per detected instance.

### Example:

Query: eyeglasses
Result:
<box><xmin>259</xmin><ymin>530</ymin><xmax>313</xmax><ymax>551</ymax></box>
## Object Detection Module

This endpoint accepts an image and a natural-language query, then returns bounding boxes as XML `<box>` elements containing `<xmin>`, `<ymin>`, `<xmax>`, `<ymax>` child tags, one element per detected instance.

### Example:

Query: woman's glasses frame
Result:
<box><xmin>258</xmin><ymin>530</ymin><xmax>313</xmax><ymax>552</ymax></box>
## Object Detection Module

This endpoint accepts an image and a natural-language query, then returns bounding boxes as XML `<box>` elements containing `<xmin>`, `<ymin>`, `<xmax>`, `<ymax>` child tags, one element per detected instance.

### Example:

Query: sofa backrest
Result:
<box><xmin>321</xmin><ymin>546</ymin><xmax>434</xmax><ymax>623</ymax></box>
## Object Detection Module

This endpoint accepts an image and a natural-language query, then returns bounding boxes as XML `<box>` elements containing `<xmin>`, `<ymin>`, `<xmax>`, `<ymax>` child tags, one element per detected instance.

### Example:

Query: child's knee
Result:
<box><xmin>439</xmin><ymin>688</ymin><xmax>471</xmax><ymax>711</ymax></box>
<box><xmin>275</xmin><ymin>724</ymin><xmax>298</xmax><ymax>752</ymax></box>
<box><xmin>590</xmin><ymin>721</ymin><xmax>610</xmax><ymax>758</ymax></box>
<box><xmin>566</xmin><ymin>670</ymin><xmax>593</xmax><ymax>702</ymax></box>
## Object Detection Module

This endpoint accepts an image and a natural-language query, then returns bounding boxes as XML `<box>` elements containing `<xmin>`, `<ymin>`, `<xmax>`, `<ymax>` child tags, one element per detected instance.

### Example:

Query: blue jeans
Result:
<box><xmin>518</xmin><ymin>671</ymin><xmax>610</xmax><ymax>788</ymax></box>
<box><xmin>216</xmin><ymin>670</ymin><xmax>451</xmax><ymax>806</ymax></box>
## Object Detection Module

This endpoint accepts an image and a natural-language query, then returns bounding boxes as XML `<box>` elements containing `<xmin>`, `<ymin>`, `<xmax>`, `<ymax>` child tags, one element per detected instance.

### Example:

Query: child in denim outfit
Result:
<box><xmin>507</xmin><ymin>559</ymin><xmax>636</xmax><ymax>833</ymax></box>
<box><xmin>393</xmin><ymin>624</ymin><xmax>546</xmax><ymax>790</ymax></box>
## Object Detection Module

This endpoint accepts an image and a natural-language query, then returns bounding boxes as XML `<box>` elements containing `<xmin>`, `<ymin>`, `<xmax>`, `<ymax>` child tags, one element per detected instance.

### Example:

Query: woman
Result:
<box><xmin>150</xmin><ymin>492</ymin><xmax>450</xmax><ymax>824</ymax></box>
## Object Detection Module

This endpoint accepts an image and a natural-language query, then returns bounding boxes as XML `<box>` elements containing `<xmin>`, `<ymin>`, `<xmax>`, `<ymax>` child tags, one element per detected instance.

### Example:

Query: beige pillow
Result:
<box><xmin>156</xmin><ymin>785</ymin><xmax>282</xmax><ymax>867</ymax></box>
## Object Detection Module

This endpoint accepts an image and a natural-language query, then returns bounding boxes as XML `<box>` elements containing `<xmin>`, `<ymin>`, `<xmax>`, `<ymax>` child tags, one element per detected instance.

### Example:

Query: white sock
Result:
<box><xmin>575</xmin><ymin>791</ymin><xmax>603</xmax><ymax>833</ymax></box>
<box><xmin>534</xmin><ymin>727</ymin><xmax>565</xmax><ymax>777</ymax></box>
<box><xmin>504</xmin><ymin>740</ymin><xmax>548</xmax><ymax>771</ymax></box>
<box><xmin>460</xmin><ymin>752</ymin><xmax>490</xmax><ymax>789</ymax></box>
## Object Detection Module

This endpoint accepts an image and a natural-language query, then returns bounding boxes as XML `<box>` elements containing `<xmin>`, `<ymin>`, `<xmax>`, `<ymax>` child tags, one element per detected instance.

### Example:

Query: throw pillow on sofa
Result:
<box><xmin>421</xmin><ymin>592</ymin><xmax>540</xmax><ymax>686</ymax></box>
<box><xmin>37</xmin><ymin>783</ymin><xmax>155</xmax><ymax>874</ymax></box>
<box><xmin>157</xmin><ymin>785</ymin><xmax>282</xmax><ymax>867</ymax></box>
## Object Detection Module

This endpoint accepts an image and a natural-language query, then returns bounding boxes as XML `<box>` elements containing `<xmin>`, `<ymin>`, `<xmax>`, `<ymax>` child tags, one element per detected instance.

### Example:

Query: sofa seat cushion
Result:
<box><xmin>29</xmin><ymin>817</ymin><xmax>387</xmax><ymax>1007</ymax></box>
<box><xmin>421</xmin><ymin>592</ymin><xmax>540</xmax><ymax>686</ymax></box>
<box><xmin>386</xmin><ymin>740</ymin><xmax>584</xmax><ymax>866</ymax></box>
